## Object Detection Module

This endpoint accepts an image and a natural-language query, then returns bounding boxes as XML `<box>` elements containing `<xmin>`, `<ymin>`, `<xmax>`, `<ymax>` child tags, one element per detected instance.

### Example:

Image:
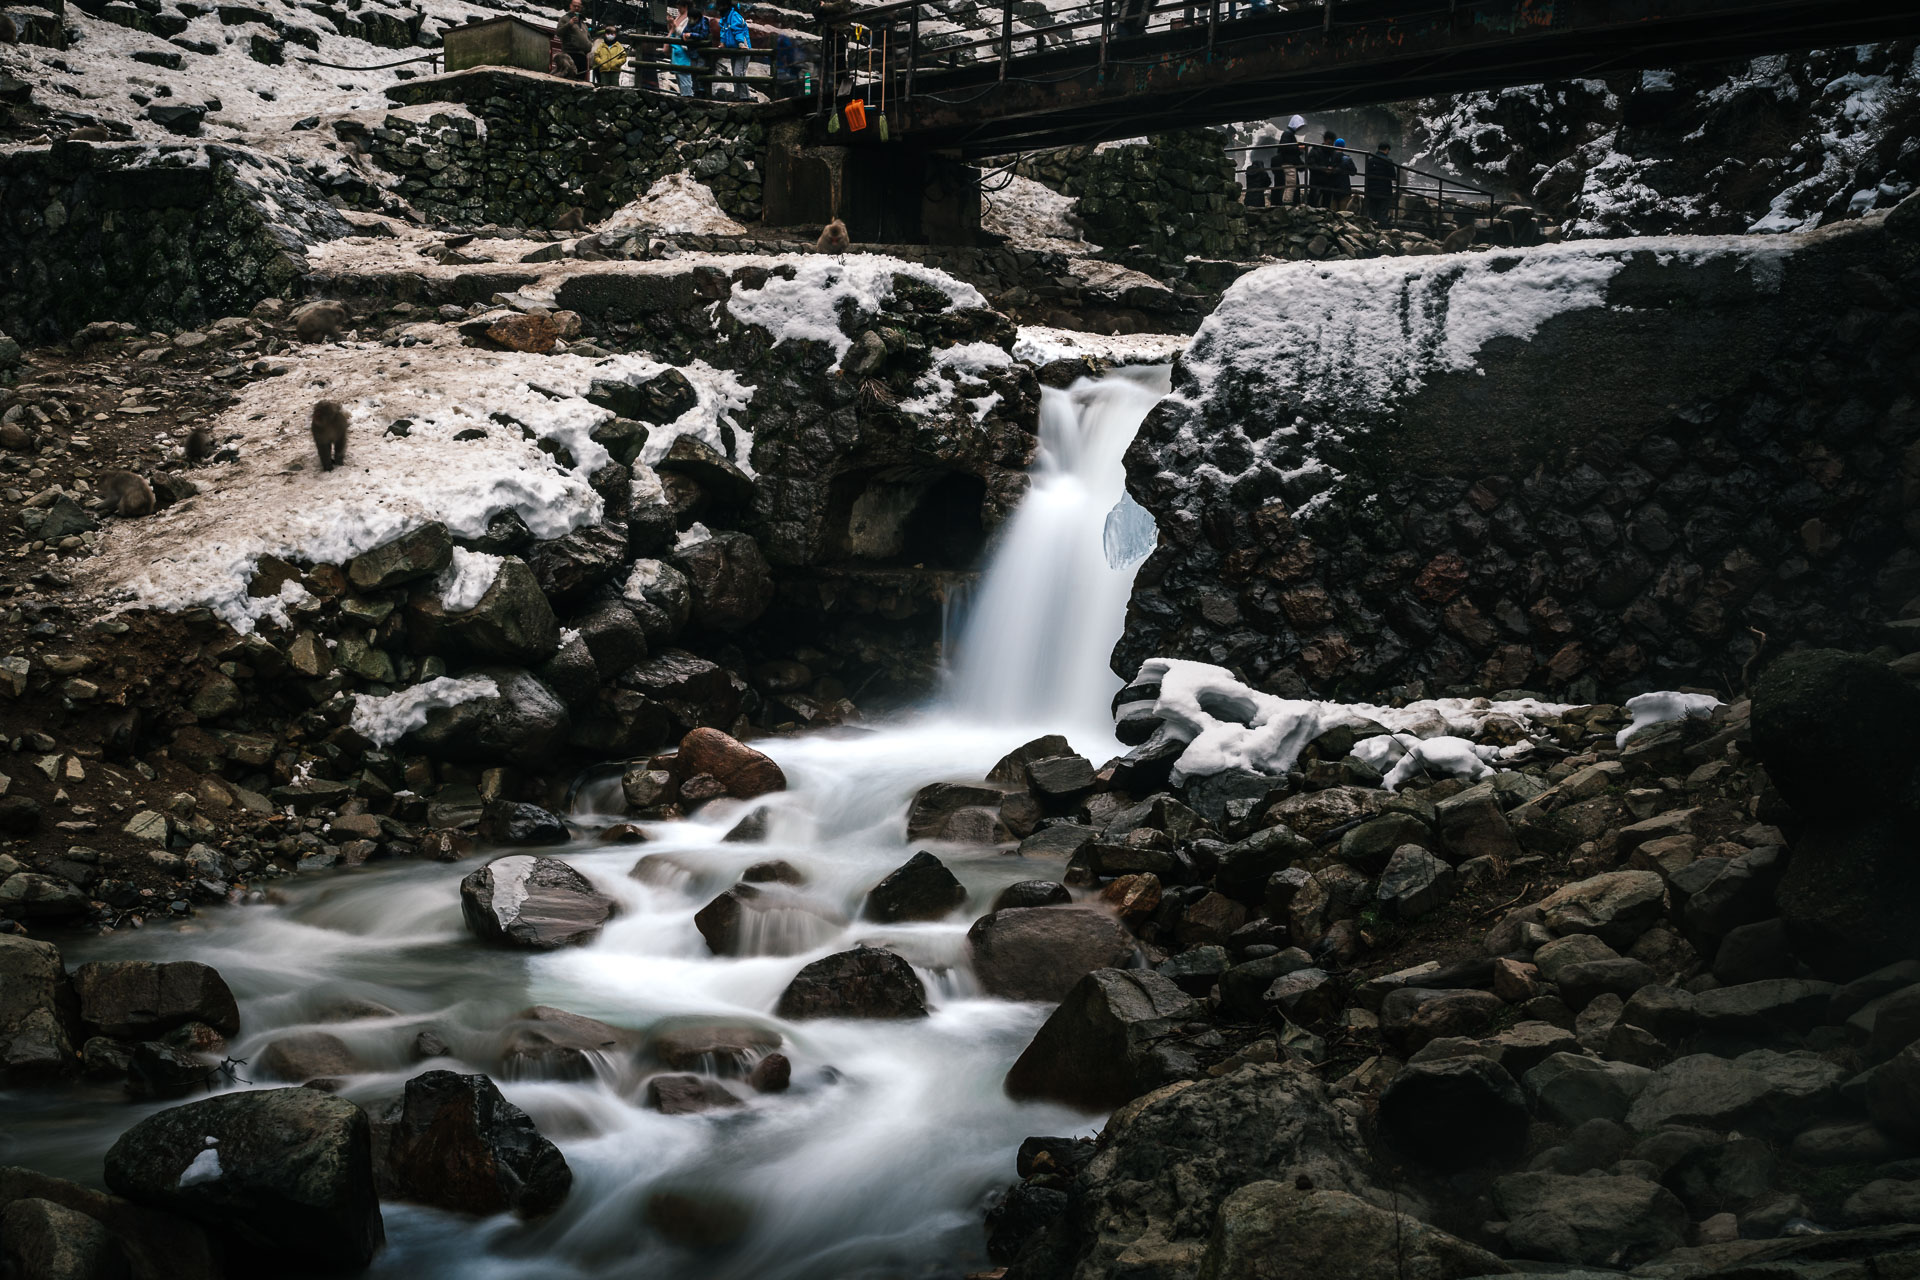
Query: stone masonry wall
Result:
<box><xmin>0</xmin><ymin>140</ymin><xmax>348</xmax><ymax>341</ymax></box>
<box><xmin>1117</xmin><ymin>204</ymin><xmax>1920</xmax><ymax>704</ymax></box>
<box><xmin>349</xmin><ymin>69</ymin><xmax>786</xmax><ymax>229</ymax></box>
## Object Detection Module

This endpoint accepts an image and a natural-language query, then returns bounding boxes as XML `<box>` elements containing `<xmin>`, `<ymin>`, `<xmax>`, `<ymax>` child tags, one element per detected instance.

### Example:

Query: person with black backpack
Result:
<box><xmin>1244</xmin><ymin>157</ymin><xmax>1272</xmax><ymax>208</ymax></box>
<box><xmin>1334</xmin><ymin>137</ymin><xmax>1359</xmax><ymax>210</ymax></box>
<box><xmin>1365</xmin><ymin>140</ymin><xmax>1399</xmax><ymax>222</ymax></box>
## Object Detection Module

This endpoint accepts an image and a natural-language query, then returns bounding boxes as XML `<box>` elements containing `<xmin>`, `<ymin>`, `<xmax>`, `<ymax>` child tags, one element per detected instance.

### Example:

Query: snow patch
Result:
<box><xmin>1616</xmin><ymin>691</ymin><xmax>1722</xmax><ymax>748</ymax></box>
<box><xmin>599</xmin><ymin>173</ymin><xmax>748</xmax><ymax>237</ymax></box>
<box><xmin>349</xmin><ymin>675</ymin><xmax>500</xmax><ymax>747</ymax></box>
<box><xmin>434</xmin><ymin>548</ymin><xmax>502</xmax><ymax>614</ymax></box>
<box><xmin>1012</xmin><ymin>327</ymin><xmax>1190</xmax><ymax>366</ymax></box>
<box><xmin>178</xmin><ymin>1138</ymin><xmax>222</xmax><ymax>1188</ymax></box>
<box><xmin>724</xmin><ymin>257</ymin><xmax>987</xmax><ymax>361</ymax></box>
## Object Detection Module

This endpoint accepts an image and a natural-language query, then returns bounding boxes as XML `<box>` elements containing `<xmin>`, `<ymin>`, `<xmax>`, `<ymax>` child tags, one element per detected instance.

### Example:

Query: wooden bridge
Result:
<box><xmin>808</xmin><ymin>0</ymin><xmax>1920</xmax><ymax>157</ymax></box>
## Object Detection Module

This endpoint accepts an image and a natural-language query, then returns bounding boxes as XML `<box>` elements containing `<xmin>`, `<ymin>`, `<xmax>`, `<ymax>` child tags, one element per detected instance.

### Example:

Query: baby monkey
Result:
<box><xmin>97</xmin><ymin>469</ymin><xmax>154</xmax><ymax>517</ymax></box>
<box><xmin>311</xmin><ymin>400</ymin><xmax>348</xmax><ymax>472</ymax></box>
<box><xmin>186</xmin><ymin>426</ymin><xmax>214</xmax><ymax>463</ymax></box>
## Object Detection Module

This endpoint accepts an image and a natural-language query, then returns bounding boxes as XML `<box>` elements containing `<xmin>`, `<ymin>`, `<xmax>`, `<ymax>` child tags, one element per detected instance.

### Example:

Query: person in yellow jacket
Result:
<box><xmin>589</xmin><ymin>27</ymin><xmax>628</xmax><ymax>86</ymax></box>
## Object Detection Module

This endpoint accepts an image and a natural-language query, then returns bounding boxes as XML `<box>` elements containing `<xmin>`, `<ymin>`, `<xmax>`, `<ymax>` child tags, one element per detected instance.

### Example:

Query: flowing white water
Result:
<box><xmin>0</xmin><ymin>369</ymin><xmax>1170</xmax><ymax>1280</ymax></box>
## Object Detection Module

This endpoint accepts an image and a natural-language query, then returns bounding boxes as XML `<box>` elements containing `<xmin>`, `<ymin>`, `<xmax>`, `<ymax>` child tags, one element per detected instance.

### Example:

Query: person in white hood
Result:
<box><xmin>1277</xmin><ymin>114</ymin><xmax>1307</xmax><ymax>206</ymax></box>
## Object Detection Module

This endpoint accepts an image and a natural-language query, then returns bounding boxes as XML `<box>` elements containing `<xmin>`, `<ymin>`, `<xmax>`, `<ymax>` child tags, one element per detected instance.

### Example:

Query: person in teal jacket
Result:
<box><xmin>713</xmin><ymin>0</ymin><xmax>751</xmax><ymax>99</ymax></box>
<box><xmin>668</xmin><ymin>2</ymin><xmax>706</xmax><ymax>96</ymax></box>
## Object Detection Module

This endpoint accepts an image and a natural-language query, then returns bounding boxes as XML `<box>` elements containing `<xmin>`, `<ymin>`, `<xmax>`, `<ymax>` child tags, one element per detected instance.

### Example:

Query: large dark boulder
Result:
<box><xmin>967</xmin><ymin>906</ymin><xmax>1136</xmax><ymax>1003</ymax></box>
<box><xmin>406</xmin><ymin>667</ymin><xmax>570</xmax><ymax>769</ymax></box>
<box><xmin>1013</xmin><ymin>1063</ymin><xmax>1377</xmax><ymax>1274</ymax></box>
<box><xmin>1773</xmin><ymin>815</ymin><xmax>1920</xmax><ymax>979</ymax></box>
<box><xmin>0</xmin><ymin>934</ymin><xmax>79</xmax><ymax>1082</ymax></box>
<box><xmin>406</xmin><ymin>557</ymin><xmax>559</xmax><ymax>666</ymax></box>
<box><xmin>0</xmin><ymin>1195</ymin><xmax>128</xmax><ymax>1280</ymax></box>
<box><xmin>72</xmin><ymin>961</ymin><xmax>239</xmax><ymax>1041</ymax></box>
<box><xmin>1201</xmin><ymin>1182</ymin><xmax>1507</xmax><ymax>1280</ymax></box>
<box><xmin>1750</xmin><ymin>648</ymin><xmax>1920</xmax><ymax>816</ymax></box>
<box><xmin>863</xmin><ymin>851</ymin><xmax>967</xmax><ymax>923</ymax></box>
<box><xmin>677</xmin><ymin>727</ymin><xmax>785</xmax><ymax>799</ymax></box>
<box><xmin>379</xmin><ymin>1070</ymin><xmax>571</xmax><ymax>1218</ymax></box>
<box><xmin>459</xmin><ymin>856</ymin><xmax>614</xmax><ymax>949</ymax></box>
<box><xmin>103</xmin><ymin>1088</ymin><xmax>383</xmax><ymax>1272</ymax></box>
<box><xmin>347</xmin><ymin>522</ymin><xmax>451</xmax><ymax>591</ymax></box>
<box><xmin>0</xmin><ymin>1165</ymin><xmax>221</xmax><ymax>1280</ymax></box>
<box><xmin>476</xmin><ymin>801</ymin><xmax>569</xmax><ymax>846</ymax></box>
<box><xmin>671</xmin><ymin>531</ymin><xmax>772</xmax><ymax>632</ymax></box>
<box><xmin>693</xmin><ymin>882</ymin><xmax>842</xmax><ymax>956</ymax></box>
<box><xmin>525</xmin><ymin>522</ymin><xmax>630</xmax><ymax>610</ymax></box>
<box><xmin>499</xmin><ymin>1006</ymin><xmax>640</xmax><ymax>1081</ymax></box>
<box><xmin>1378</xmin><ymin>1057</ymin><xmax>1529</xmax><ymax>1171</ymax></box>
<box><xmin>1493</xmin><ymin>1171</ymin><xmax>1687</xmax><ymax>1268</ymax></box>
<box><xmin>1004</xmin><ymin>969</ymin><xmax>1199</xmax><ymax>1111</ymax></box>
<box><xmin>773</xmin><ymin>946</ymin><xmax>928</xmax><ymax>1019</ymax></box>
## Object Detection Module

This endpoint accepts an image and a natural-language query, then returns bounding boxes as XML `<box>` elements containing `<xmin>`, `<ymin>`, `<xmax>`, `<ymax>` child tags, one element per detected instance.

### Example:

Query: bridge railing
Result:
<box><xmin>813</xmin><ymin>0</ymin><xmax>1355</xmax><ymax>126</ymax></box>
<box><xmin>1228</xmin><ymin>141</ymin><xmax>1496</xmax><ymax>225</ymax></box>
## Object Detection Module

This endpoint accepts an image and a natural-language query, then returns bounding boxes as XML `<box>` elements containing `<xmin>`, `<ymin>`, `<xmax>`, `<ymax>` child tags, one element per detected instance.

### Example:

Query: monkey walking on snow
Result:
<box><xmin>311</xmin><ymin>401</ymin><xmax>348</xmax><ymax>472</ymax></box>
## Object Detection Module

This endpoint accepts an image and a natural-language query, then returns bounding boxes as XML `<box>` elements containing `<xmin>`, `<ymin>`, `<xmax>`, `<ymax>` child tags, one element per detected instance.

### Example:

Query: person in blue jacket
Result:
<box><xmin>713</xmin><ymin>0</ymin><xmax>751</xmax><ymax>99</ymax></box>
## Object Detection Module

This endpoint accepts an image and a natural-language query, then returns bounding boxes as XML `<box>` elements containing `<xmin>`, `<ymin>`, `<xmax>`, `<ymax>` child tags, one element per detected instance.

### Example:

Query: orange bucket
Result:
<box><xmin>845</xmin><ymin>98</ymin><xmax>867</xmax><ymax>131</ymax></box>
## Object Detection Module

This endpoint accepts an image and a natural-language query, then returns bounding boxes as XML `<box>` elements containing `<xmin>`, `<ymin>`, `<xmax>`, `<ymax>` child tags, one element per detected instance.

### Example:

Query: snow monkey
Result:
<box><xmin>97</xmin><ymin>470</ymin><xmax>155</xmax><ymax>517</ymax></box>
<box><xmin>311</xmin><ymin>400</ymin><xmax>349</xmax><ymax>472</ymax></box>
<box><xmin>186</xmin><ymin>426</ymin><xmax>214</xmax><ymax>463</ymax></box>
<box><xmin>814</xmin><ymin>218</ymin><xmax>850</xmax><ymax>253</ymax></box>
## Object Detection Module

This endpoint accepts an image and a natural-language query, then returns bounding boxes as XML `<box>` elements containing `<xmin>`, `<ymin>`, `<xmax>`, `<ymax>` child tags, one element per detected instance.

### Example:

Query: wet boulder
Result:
<box><xmin>476</xmin><ymin>801</ymin><xmax>569</xmax><ymax>846</ymax></box>
<box><xmin>905</xmin><ymin>782</ymin><xmax>1006</xmax><ymax>841</ymax></box>
<box><xmin>1493</xmin><ymin>1171</ymin><xmax>1687</xmax><ymax>1268</ymax></box>
<box><xmin>671</xmin><ymin>531</ymin><xmax>772</xmax><ymax>632</ymax></box>
<box><xmin>0</xmin><ymin>1165</ymin><xmax>221</xmax><ymax>1280</ymax></box>
<box><xmin>1750</xmin><ymin>648</ymin><xmax>1920</xmax><ymax>816</ymax></box>
<box><xmin>967</xmin><ymin>906</ymin><xmax>1136</xmax><ymax>1003</ymax></box>
<box><xmin>618</xmin><ymin>649</ymin><xmax>741</xmax><ymax>734</ymax></box>
<box><xmin>526</xmin><ymin>522</ymin><xmax>631</xmax><ymax>611</ymax></box>
<box><xmin>406</xmin><ymin>557</ymin><xmax>558</xmax><ymax>666</ymax></box>
<box><xmin>1532</xmin><ymin>870</ymin><xmax>1670</xmax><ymax>949</ymax></box>
<box><xmin>676</xmin><ymin>727</ymin><xmax>785</xmax><ymax>799</ymax></box>
<box><xmin>620</xmin><ymin>560</ymin><xmax>692</xmax><ymax>647</ymax></box>
<box><xmin>1213</xmin><ymin>824</ymin><xmax>1314</xmax><ymax>905</ymax></box>
<box><xmin>1377</xmin><ymin>1057</ymin><xmax>1528</xmax><ymax>1170</ymax></box>
<box><xmin>406</xmin><ymin>667</ymin><xmax>570</xmax><ymax>769</ymax></box>
<box><xmin>646</xmin><ymin>1073</ymin><xmax>743</xmax><ymax>1114</ymax></box>
<box><xmin>257</xmin><ymin>1030</ymin><xmax>360</xmax><ymax>1084</ymax></box>
<box><xmin>587</xmin><ymin>368</ymin><xmax>697</xmax><ymax>424</ymax></box>
<box><xmin>1201</xmin><ymin>1182</ymin><xmax>1507</xmax><ymax>1280</ymax></box>
<box><xmin>103</xmin><ymin>1087</ymin><xmax>384</xmax><ymax>1272</ymax></box>
<box><xmin>499</xmin><ymin>1006</ymin><xmax>640</xmax><ymax>1081</ymax></box>
<box><xmin>649</xmin><ymin>1023</ymin><xmax>781</xmax><ymax>1074</ymax></box>
<box><xmin>1376</xmin><ymin>845</ymin><xmax>1456</xmax><ymax>921</ymax></box>
<box><xmin>347</xmin><ymin>523</ymin><xmax>451</xmax><ymax>591</ymax></box>
<box><xmin>993</xmin><ymin>880</ymin><xmax>1072</xmax><ymax>911</ymax></box>
<box><xmin>0</xmin><ymin>872</ymin><xmax>87</xmax><ymax>920</ymax></box>
<box><xmin>863</xmin><ymin>851</ymin><xmax>967</xmax><ymax>924</ymax></box>
<box><xmin>1004</xmin><ymin>969</ymin><xmax>1200</xmax><ymax>1110</ymax></box>
<box><xmin>460</xmin><ymin>856</ymin><xmax>614</xmax><ymax>949</ymax></box>
<box><xmin>0</xmin><ymin>1196</ymin><xmax>125</xmax><ymax>1280</ymax></box>
<box><xmin>693</xmin><ymin>882</ymin><xmax>843</xmax><ymax>957</ymax></box>
<box><xmin>774</xmin><ymin>946</ymin><xmax>928</xmax><ymax>1020</ymax></box>
<box><xmin>655</xmin><ymin>436</ymin><xmax>755</xmax><ymax>509</ymax></box>
<box><xmin>380</xmin><ymin>1070</ymin><xmax>571</xmax><ymax>1218</ymax></box>
<box><xmin>0</xmin><ymin>934</ymin><xmax>79</xmax><ymax>1082</ymax></box>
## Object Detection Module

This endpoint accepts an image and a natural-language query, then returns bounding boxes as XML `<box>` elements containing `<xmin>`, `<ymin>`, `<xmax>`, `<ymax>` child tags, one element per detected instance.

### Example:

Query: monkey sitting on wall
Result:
<box><xmin>311</xmin><ymin>400</ymin><xmax>348</xmax><ymax>472</ymax></box>
<box><xmin>97</xmin><ymin>470</ymin><xmax>154</xmax><ymax>517</ymax></box>
<box><xmin>814</xmin><ymin>218</ymin><xmax>850</xmax><ymax>253</ymax></box>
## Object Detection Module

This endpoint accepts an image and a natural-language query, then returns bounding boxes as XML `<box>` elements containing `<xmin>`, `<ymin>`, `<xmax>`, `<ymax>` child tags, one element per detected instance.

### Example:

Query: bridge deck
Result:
<box><xmin>821</xmin><ymin>0</ymin><xmax>1920</xmax><ymax>156</ymax></box>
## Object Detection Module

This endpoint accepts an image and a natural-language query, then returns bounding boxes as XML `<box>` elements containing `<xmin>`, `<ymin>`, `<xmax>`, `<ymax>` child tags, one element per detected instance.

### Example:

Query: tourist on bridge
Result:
<box><xmin>1334</xmin><ymin>137</ymin><xmax>1358</xmax><ymax>209</ymax></box>
<box><xmin>555</xmin><ymin>0</ymin><xmax>593</xmax><ymax>80</ymax></box>
<box><xmin>667</xmin><ymin>2</ymin><xmax>705</xmax><ymax>96</ymax></box>
<box><xmin>1278</xmin><ymin>113</ymin><xmax>1305</xmax><ymax>205</ymax></box>
<box><xmin>1365</xmin><ymin>140</ymin><xmax>1398</xmax><ymax>222</ymax></box>
<box><xmin>590</xmin><ymin>26</ymin><xmax>629</xmax><ymax>86</ymax></box>
<box><xmin>714</xmin><ymin>0</ymin><xmax>753</xmax><ymax>99</ymax></box>
<box><xmin>1307</xmin><ymin>130</ymin><xmax>1342</xmax><ymax>206</ymax></box>
<box><xmin>1243</xmin><ymin>157</ymin><xmax>1272</xmax><ymax>208</ymax></box>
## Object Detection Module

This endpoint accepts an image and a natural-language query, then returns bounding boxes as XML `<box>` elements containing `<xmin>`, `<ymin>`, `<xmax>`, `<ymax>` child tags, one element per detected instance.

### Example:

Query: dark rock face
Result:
<box><xmin>1004</xmin><ymin>969</ymin><xmax>1200</xmax><ymax>1111</ymax></box>
<box><xmin>863</xmin><ymin>851</ymin><xmax>968</xmax><ymax>924</ymax></box>
<box><xmin>407</xmin><ymin>667</ymin><xmax>570</xmax><ymax>769</ymax></box>
<box><xmin>773</xmin><ymin>946</ymin><xmax>928</xmax><ymax>1020</ymax></box>
<box><xmin>526</xmin><ymin>521</ymin><xmax>630</xmax><ymax>611</ymax></box>
<box><xmin>1201</xmin><ymin>1182</ymin><xmax>1507</xmax><ymax>1280</ymax></box>
<box><xmin>460</xmin><ymin>856</ymin><xmax>614</xmax><ymax>949</ymax></box>
<box><xmin>347</xmin><ymin>522</ymin><xmax>452</xmax><ymax>591</ymax></box>
<box><xmin>671</xmin><ymin>531</ymin><xmax>773</xmax><ymax>632</ymax></box>
<box><xmin>407</xmin><ymin>557</ymin><xmax>559</xmax><ymax>666</ymax></box>
<box><xmin>103</xmin><ymin>1087</ymin><xmax>384</xmax><ymax>1272</ymax></box>
<box><xmin>1752</xmin><ymin>649</ymin><xmax>1920</xmax><ymax>977</ymax></box>
<box><xmin>477</xmin><ymin>801</ymin><xmax>569</xmax><ymax>846</ymax></box>
<box><xmin>0</xmin><ymin>934</ymin><xmax>79</xmax><ymax>1082</ymax></box>
<box><xmin>380</xmin><ymin>1070</ymin><xmax>572</xmax><ymax>1218</ymax></box>
<box><xmin>1377</xmin><ymin>1057</ymin><xmax>1529</xmax><ymax>1171</ymax></box>
<box><xmin>1014</xmin><ymin>1063</ymin><xmax>1376</xmax><ymax>1275</ymax></box>
<box><xmin>1115</xmin><ymin>217</ymin><xmax>1920</xmax><ymax>701</ymax></box>
<box><xmin>967</xmin><ymin>907</ymin><xmax>1137</xmax><ymax>1003</ymax></box>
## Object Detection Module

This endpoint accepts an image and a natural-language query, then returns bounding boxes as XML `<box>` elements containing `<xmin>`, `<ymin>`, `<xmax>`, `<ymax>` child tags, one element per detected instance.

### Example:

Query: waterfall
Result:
<box><xmin>948</xmin><ymin>366</ymin><xmax>1171</xmax><ymax>734</ymax></box>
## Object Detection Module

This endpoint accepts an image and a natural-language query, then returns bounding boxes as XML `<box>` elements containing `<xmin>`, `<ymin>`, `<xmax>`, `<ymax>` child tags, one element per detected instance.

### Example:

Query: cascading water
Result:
<box><xmin>949</xmin><ymin>366</ymin><xmax>1171</xmax><ymax>737</ymax></box>
<box><xmin>0</xmin><ymin>369</ymin><xmax>1172</xmax><ymax>1280</ymax></box>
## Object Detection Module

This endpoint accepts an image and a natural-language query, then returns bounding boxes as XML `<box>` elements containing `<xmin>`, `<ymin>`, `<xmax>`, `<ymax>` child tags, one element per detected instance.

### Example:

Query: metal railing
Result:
<box><xmin>811</xmin><ymin>0</ymin><xmax>1388</xmax><ymax>127</ymax></box>
<box><xmin>1227</xmin><ymin>141</ymin><xmax>1495</xmax><ymax>224</ymax></box>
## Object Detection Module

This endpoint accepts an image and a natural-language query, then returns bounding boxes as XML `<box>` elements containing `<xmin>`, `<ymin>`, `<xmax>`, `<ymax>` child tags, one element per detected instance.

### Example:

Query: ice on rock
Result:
<box><xmin>1103</xmin><ymin>493</ymin><xmax>1159</xmax><ymax>569</ymax></box>
<box><xmin>1126</xmin><ymin>658</ymin><xmax>1566</xmax><ymax>786</ymax></box>
<box><xmin>349</xmin><ymin>676</ymin><xmax>500</xmax><ymax>747</ymax></box>
<box><xmin>1616</xmin><ymin>691</ymin><xmax>1723</xmax><ymax>748</ymax></box>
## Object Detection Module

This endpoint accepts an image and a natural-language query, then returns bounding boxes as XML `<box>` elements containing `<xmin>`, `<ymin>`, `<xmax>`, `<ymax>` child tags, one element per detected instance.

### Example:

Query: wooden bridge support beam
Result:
<box><xmin>764</xmin><ymin>124</ymin><xmax>982</xmax><ymax>245</ymax></box>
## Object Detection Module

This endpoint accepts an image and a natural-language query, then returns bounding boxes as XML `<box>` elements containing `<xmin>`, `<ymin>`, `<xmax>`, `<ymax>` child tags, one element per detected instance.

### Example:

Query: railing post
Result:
<box><xmin>907</xmin><ymin>4</ymin><xmax>918</xmax><ymax>102</ymax></box>
<box><xmin>1206</xmin><ymin>0</ymin><xmax>1216</xmax><ymax>52</ymax></box>
<box><xmin>1000</xmin><ymin>0</ymin><xmax>1012</xmax><ymax>78</ymax></box>
<box><xmin>1099</xmin><ymin>0</ymin><xmax>1112</xmax><ymax>70</ymax></box>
